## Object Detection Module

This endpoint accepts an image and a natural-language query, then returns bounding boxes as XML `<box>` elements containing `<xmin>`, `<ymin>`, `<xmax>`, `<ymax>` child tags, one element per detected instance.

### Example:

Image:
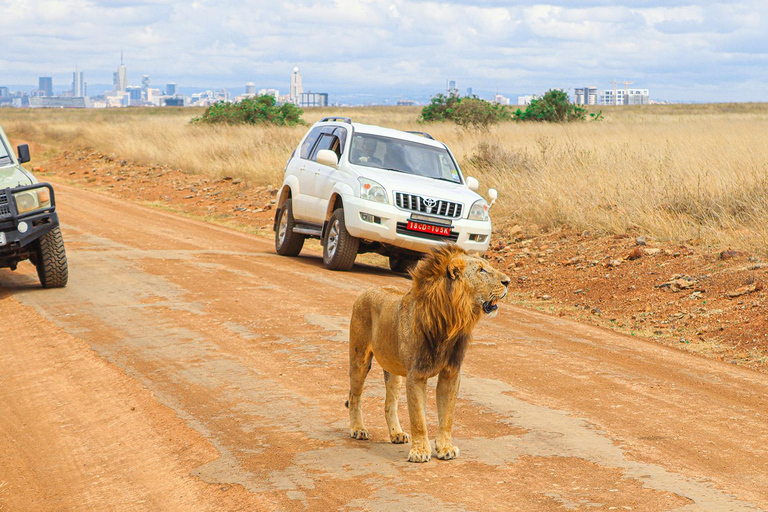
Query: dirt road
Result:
<box><xmin>1</xmin><ymin>183</ymin><xmax>767</xmax><ymax>511</ymax></box>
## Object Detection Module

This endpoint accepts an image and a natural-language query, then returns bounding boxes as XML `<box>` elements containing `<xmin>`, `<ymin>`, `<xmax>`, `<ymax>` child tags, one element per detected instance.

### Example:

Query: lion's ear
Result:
<box><xmin>446</xmin><ymin>258</ymin><xmax>466</xmax><ymax>280</ymax></box>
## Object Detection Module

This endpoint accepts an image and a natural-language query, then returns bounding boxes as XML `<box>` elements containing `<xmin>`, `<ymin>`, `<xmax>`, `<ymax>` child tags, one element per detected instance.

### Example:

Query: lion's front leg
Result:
<box><xmin>435</xmin><ymin>369</ymin><xmax>461</xmax><ymax>460</ymax></box>
<box><xmin>405</xmin><ymin>374</ymin><xmax>431</xmax><ymax>462</ymax></box>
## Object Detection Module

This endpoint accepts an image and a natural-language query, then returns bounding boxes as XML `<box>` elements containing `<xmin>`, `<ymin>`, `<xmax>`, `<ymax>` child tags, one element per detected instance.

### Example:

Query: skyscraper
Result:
<box><xmin>141</xmin><ymin>75</ymin><xmax>150</xmax><ymax>93</ymax></box>
<box><xmin>115</xmin><ymin>51</ymin><xmax>128</xmax><ymax>92</ymax></box>
<box><xmin>72</xmin><ymin>67</ymin><xmax>85</xmax><ymax>97</ymax></box>
<box><xmin>39</xmin><ymin>77</ymin><xmax>53</xmax><ymax>97</ymax></box>
<box><xmin>290</xmin><ymin>66</ymin><xmax>303</xmax><ymax>104</ymax></box>
<box><xmin>165</xmin><ymin>83</ymin><xmax>177</xmax><ymax>95</ymax></box>
<box><xmin>245</xmin><ymin>82</ymin><xmax>256</xmax><ymax>95</ymax></box>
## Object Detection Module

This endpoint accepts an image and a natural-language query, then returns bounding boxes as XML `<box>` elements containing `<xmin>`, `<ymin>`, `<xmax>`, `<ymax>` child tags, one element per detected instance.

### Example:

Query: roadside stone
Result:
<box><xmin>720</xmin><ymin>249</ymin><xmax>739</xmax><ymax>260</ymax></box>
<box><xmin>635</xmin><ymin>237</ymin><xmax>647</xmax><ymax>246</ymax></box>
<box><xmin>644</xmin><ymin>248</ymin><xmax>662</xmax><ymax>256</ymax></box>
<box><xmin>626</xmin><ymin>247</ymin><xmax>643</xmax><ymax>260</ymax></box>
<box><xmin>540</xmin><ymin>295</ymin><xmax>553</xmax><ymax>300</ymax></box>
<box><xmin>726</xmin><ymin>282</ymin><xmax>762</xmax><ymax>299</ymax></box>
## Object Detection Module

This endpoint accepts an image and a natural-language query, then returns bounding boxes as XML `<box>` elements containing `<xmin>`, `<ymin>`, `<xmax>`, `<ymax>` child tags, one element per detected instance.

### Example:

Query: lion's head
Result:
<box><xmin>410</xmin><ymin>245</ymin><xmax>510</xmax><ymax>344</ymax></box>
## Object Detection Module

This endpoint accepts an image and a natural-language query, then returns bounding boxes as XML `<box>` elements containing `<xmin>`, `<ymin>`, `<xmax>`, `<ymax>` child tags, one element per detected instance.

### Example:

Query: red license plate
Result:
<box><xmin>406</xmin><ymin>221</ymin><xmax>451</xmax><ymax>237</ymax></box>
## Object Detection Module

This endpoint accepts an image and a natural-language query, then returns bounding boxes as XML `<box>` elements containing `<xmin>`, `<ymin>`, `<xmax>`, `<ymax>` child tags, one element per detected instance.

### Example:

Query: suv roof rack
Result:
<box><xmin>405</xmin><ymin>130</ymin><xmax>435</xmax><ymax>140</ymax></box>
<box><xmin>319</xmin><ymin>117</ymin><xmax>352</xmax><ymax>124</ymax></box>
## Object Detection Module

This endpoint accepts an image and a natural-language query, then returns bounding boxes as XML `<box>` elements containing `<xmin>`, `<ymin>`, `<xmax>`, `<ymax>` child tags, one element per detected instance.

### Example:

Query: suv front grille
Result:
<box><xmin>394</xmin><ymin>192</ymin><xmax>463</xmax><ymax>218</ymax></box>
<box><xmin>0</xmin><ymin>191</ymin><xmax>11</xmax><ymax>220</ymax></box>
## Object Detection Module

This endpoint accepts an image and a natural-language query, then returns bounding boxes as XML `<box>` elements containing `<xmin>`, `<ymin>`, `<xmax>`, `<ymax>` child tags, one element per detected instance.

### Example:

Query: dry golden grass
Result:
<box><xmin>2</xmin><ymin>103</ymin><xmax>768</xmax><ymax>253</ymax></box>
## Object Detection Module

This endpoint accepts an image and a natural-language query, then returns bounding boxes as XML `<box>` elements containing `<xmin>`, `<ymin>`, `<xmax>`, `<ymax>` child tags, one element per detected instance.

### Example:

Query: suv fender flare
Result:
<box><xmin>321</xmin><ymin>184</ymin><xmax>354</xmax><ymax>240</ymax></box>
<box><xmin>274</xmin><ymin>180</ymin><xmax>299</xmax><ymax>230</ymax></box>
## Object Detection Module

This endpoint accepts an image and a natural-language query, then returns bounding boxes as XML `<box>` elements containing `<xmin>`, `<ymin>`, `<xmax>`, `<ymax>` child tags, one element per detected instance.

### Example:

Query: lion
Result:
<box><xmin>347</xmin><ymin>244</ymin><xmax>510</xmax><ymax>462</ymax></box>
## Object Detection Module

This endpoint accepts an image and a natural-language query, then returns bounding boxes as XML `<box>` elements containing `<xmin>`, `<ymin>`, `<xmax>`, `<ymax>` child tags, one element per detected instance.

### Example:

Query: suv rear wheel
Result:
<box><xmin>35</xmin><ymin>226</ymin><xmax>68</xmax><ymax>288</ymax></box>
<box><xmin>275</xmin><ymin>199</ymin><xmax>305</xmax><ymax>256</ymax></box>
<box><xmin>323</xmin><ymin>208</ymin><xmax>359</xmax><ymax>271</ymax></box>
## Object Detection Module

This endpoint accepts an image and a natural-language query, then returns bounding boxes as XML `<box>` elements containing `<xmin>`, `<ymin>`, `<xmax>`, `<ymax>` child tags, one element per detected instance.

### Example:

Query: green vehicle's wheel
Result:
<box><xmin>35</xmin><ymin>226</ymin><xmax>68</xmax><ymax>288</ymax></box>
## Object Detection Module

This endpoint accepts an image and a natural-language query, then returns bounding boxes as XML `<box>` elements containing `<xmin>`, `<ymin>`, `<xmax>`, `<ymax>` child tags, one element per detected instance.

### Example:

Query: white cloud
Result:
<box><xmin>0</xmin><ymin>0</ymin><xmax>766</xmax><ymax>102</ymax></box>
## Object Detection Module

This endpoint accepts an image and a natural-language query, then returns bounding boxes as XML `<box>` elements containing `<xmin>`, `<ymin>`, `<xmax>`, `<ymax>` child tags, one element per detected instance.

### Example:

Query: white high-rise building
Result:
<box><xmin>72</xmin><ymin>68</ymin><xmax>85</xmax><ymax>97</ymax></box>
<box><xmin>290</xmin><ymin>66</ymin><xmax>303</xmax><ymax>104</ymax></box>
<box><xmin>600</xmin><ymin>88</ymin><xmax>649</xmax><ymax>106</ymax></box>
<box><xmin>245</xmin><ymin>82</ymin><xmax>256</xmax><ymax>95</ymax></box>
<box><xmin>115</xmin><ymin>52</ymin><xmax>128</xmax><ymax>92</ymax></box>
<box><xmin>574</xmin><ymin>87</ymin><xmax>598</xmax><ymax>105</ymax></box>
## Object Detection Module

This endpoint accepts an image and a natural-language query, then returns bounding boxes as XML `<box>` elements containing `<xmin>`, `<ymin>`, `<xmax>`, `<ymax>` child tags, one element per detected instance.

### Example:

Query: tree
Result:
<box><xmin>191</xmin><ymin>95</ymin><xmax>305</xmax><ymax>126</ymax></box>
<box><xmin>514</xmin><ymin>89</ymin><xmax>588</xmax><ymax>123</ymax></box>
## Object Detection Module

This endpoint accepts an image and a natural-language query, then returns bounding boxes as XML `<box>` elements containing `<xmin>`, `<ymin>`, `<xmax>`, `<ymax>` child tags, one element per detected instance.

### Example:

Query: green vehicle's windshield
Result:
<box><xmin>0</xmin><ymin>138</ymin><xmax>11</xmax><ymax>164</ymax></box>
<box><xmin>349</xmin><ymin>134</ymin><xmax>462</xmax><ymax>184</ymax></box>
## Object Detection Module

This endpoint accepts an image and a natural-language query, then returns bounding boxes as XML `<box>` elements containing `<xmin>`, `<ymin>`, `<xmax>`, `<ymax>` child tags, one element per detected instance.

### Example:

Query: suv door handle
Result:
<box><xmin>300</xmin><ymin>166</ymin><xmax>306</xmax><ymax>172</ymax></box>
<box><xmin>314</xmin><ymin>170</ymin><xmax>320</xmax><ymax>175</ymax></box>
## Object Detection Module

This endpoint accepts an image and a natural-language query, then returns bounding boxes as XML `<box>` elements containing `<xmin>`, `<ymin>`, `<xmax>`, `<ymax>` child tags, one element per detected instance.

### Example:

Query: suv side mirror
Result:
<box><xmin>17</xmin><ymin>144</ymin><xmax>31</xmax><ymax>164</ymax></box>
<box><xmin>316</xmin><ymin>149</ymin><xmax>339</xmax><ymax>168</ymax></box>
<box><xmin>466</xmin><ymin>176</ymin><xmax>479</xmax><ymax>191</ymax></box>
<box><xmin>488</xmin><ymin>188</ymin><xmax>498</xmax><ymax>209</ymax></box>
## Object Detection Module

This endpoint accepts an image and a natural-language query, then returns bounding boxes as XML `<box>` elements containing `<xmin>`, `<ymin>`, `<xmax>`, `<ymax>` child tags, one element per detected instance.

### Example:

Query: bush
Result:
<box><xmin>192</xmin><ymin>95</ymin><xmax>305</xmax><ymax>126</ymax></box>
<box><xmin>514</xmin><ymin>89</ymin><xmax>588</xmax><ymax>123</ymax></box>
<box><xmin>419</xmin><ymin>93</ymin><xmax>512</xmax><ymax>129</ymax></box>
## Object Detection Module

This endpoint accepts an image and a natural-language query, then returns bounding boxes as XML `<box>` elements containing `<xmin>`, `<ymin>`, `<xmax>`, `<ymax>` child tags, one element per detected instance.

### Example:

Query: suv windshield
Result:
<box><xmin>349</xmin><ymin>134</ymin><xmax>462</xmax><ymax>184</ymax></box>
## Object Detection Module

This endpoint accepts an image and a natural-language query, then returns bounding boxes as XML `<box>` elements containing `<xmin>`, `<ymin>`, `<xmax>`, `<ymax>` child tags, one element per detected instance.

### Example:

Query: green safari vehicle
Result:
<box><xmin>0</xmin><ymin>124</ymin><xmax>68</xmax><ymax>287</ymax></box>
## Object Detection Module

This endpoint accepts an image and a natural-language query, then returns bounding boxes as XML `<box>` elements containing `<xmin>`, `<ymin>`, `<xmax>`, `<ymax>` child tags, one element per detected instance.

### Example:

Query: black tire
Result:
<box><xmin>275</xmin><ymin>199</ymin><xmax>305</xmax><ymax>256</ymax></box>
<box><xmin>323</xmin><ymin>208</ymin><xmax>359</xmax><ymax>271</ymax></box>
<box><xmin>36</xmin><ymin>226</ymin><xmax>68</xmax><ymax>288</ymax></box>
<box><xmin>389</xmin><ymin>255</ymin><xmax>419</xmax><ymax>274</ymax></box>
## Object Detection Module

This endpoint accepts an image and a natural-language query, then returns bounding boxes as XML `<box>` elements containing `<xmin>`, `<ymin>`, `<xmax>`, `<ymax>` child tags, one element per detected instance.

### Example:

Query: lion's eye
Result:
<box><xmin>479</xmin><ymin>267</ymin><xmax>488</xmax><ymax>273</ymax></box>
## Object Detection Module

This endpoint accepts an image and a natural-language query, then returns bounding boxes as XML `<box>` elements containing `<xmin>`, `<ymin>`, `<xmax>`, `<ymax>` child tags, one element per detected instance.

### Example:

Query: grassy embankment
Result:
<box><xmin>2</xmin><ymin>103</ymin><xmax>768</xmax><ymax>254</ymax></box>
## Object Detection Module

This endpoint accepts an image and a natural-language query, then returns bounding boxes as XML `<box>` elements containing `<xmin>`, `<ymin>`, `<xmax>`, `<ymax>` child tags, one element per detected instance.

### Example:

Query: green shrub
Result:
<box><xmin>419</xmin><ymin>93</ymin><xmax>512</xmax><ymax>128</ymax></box>
<box><xmin>192</xmin><ymin>95</ymin><xmax>305</xmax><ymax>126</ymax></box>
<box><xmin>513</xmin><ymin>89</ymin><xmax>588</xmax><ymax>123</ymax></box>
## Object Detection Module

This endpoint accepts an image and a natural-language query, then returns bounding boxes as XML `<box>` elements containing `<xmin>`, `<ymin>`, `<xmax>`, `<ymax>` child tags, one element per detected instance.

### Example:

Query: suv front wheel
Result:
<box><xmin>323</xmin><ymin>209</ymin><xmax>359</xmax><ymax>271</ymax></box>
<box><xmin>275</xmin><ymin>199</ymin><xmax>305</xmax><ymax>256</ymax></box>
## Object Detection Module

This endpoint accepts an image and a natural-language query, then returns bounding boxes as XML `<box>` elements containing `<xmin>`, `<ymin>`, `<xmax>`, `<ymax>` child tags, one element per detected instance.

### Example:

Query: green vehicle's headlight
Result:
<box><xmin>359</xmin><ymin>177</ymin><xmax>389</xmax><ymax>204</ymax></box>
<box><xmin>468</xmin><ymin>199</ymin><xmax>489</xmax><ymax>221</ymax></box>
<box><xmin>14</xmin><ymin>187</ymin><xmax>51</xmax><ymax>214</ymax></box>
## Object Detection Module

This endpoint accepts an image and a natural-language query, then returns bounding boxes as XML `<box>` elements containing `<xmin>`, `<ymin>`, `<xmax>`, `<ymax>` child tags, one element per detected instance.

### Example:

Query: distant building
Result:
<box><xmin>141</xmin><ymin>75</ymin><xmax>150</xmax><ymax>99</ymax></box>
<box><xmin>298</xmin><ymin>92</ymin><xmax>328</xmax><ymax>108</ymax></box>
<box><xmin>38</xmin><ymin>77</ymin><xmax>53</xmax><ymax>97</ymax></box>
<box><xmin>290</xmin><ymin>66</ymin><xmax>303</xmax><ymax>104</ymax></box>
<box><xmin>258</xmin><ymin>88</ymin><xmax>279</xmax><ymax>101</ymax></box>
<box><xmin>165</xmin><ymin>83</ymin><xmax>177</xmax><ymax>95</ymax></box>
<box><xmin>466</xmin><ymin>87</ymin><xmax>473</xmax><ymax>97</ymax></box>
<box><xmin>115</xmin><ymin>52</ymin><xmax>128</xmax><ymax>92</ymax></box>
<box><xmin>447</xmin><ymin>80</ymin><xmax>459</xmax><ymax>96</ymax></box>
<box><xmin>600</xmin><ymin>88</ymin><xmax>649</xmax><ymax>105</ymax></box>
<box><xmin>126</xmin><ymin>86</ymin><xmax>142</xmax><ymax>105</ymax></box>
<box><xmin>396</xmin><ymin>99</ymin><xmax>416</xmax><ymax>106</ymax></box>
<box><xmin>245</xmin><ymin>82</ymin><xmax>256</xmax><ymax>95</ymax></box>
<box><xmin>164</xmin><ymin>97</ymin><xmax>185</xmax><ymax>107</ymax></box>
<box><xmin>517</xmin><ymin>94</ymin><xmax>538</xmax><ymax>106</ymax></box>
<box><xmin>72</xmin><ymin>69</ymin><xmax>86</xmax><ymax>97</ymax></box>
<box><xmin>574</xmin><ymin>87</ymin><xmax>598</xmax><ymax>105</ymax></box>
<box><xmin>0</xmin><ymin>87</ymin><xmax>9</xmax><ymax>98</ymax></box>
<box><xmin>29</xmin><ymin>96</ymin><xmax>91</xmax><ymax>108</ymax></box>
<box><xmin>493</xmin><ymin>93</ymin><xmax>510</xmax><ymax>105</ymax></box>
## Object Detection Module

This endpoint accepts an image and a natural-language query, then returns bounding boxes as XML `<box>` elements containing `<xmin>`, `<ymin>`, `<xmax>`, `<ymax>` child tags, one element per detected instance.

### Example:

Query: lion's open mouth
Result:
<box><xmin>482</xmin><ymin>300</ymin><xmax>498</xmax><ymax>314</ymax></box>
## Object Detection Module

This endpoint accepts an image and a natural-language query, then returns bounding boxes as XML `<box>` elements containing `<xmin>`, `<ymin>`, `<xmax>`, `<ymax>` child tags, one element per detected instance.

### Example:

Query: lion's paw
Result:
<box><xmin>390</xmin><ymin>431</ymin><xmax>410</xmax><ymax>444</ymax></box>
<box><xmin>350</xmin><ymin>428</ymin><xmax>369</xmax><ymax>440</ymax></box>
<box><xmin>407</xmin><ymin>446</ymin><xmax>432</xmax><ymax>463</ymax></box>
<box><xmin>436</xmin><ymin>444</ymin><xmax>460</xmax><ymax>460</ymax></box>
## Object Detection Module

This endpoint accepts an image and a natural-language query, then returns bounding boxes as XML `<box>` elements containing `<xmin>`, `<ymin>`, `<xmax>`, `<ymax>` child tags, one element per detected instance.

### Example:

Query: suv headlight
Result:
<box><xmin>14</xmin><ymin>187</ymin><xmax>51</xmax><ymax>214</ymax></box>
<box><xmin>468</xmin><ymin>199</ymin><xmax>489</xmax><ymax>221</ymax></box>
<box><xmin>359</xmin><ymin>177</ymin><xmax>389</xmax><ymax>204</ymax></box>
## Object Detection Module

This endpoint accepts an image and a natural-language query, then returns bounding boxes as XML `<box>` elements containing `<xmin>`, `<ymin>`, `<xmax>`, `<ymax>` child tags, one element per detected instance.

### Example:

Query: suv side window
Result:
<box><xmin>300</xmin><ymin>127</ymin><xmax>324</xmax><ymax>160</ymax></box>
<box><xmin>310</xmin><ymin>133</ymin><xmax>341</xmax><ymax>161</ymax></box>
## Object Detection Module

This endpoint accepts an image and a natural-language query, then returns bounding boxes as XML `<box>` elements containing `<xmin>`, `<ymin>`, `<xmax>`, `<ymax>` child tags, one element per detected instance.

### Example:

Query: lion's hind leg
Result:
<box><xmin>348</xmin><ymin>305</ymin><xmax>373</xmax><ymax>440</ymax></box>
<box><xmin>384</xmin><ymin>371</ymin><xmax>410</xmax><ymax>444</ymax></box>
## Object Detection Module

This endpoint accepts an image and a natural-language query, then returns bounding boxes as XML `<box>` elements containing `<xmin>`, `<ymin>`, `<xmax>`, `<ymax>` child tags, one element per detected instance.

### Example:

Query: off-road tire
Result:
<box><xmin>35</xmin><ymin>226</ymin><xmax>68</xmax><ymax>288</ymax></box>
<box><xmin>389</xmin><ymin>255</ymin><xmax>419</xmax><ymax>274</ymax></box>
<box><xmin>275</xmin><ymin>199</ymin><xmax>305</xmax><ymax>256</ymax></box>
<box><xmin>323</xmin><ymin>208</ymin><xmax>359</xmax><ymax>271</ymax></box>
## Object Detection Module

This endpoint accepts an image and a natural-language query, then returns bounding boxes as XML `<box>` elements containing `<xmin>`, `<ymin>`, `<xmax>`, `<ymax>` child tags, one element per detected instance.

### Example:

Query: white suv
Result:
<box><xmin>274</xmin><ymin>117</ymin><xmax>497</xmax><ymax>271</ymax></box>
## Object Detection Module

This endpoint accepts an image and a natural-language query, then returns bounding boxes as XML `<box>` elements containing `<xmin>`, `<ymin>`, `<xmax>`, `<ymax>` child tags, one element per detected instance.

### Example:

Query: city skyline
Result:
<box><xmin>2</xmin><ymin>1</ymin><xmax>767</xmax><ymax>103</ymax></box>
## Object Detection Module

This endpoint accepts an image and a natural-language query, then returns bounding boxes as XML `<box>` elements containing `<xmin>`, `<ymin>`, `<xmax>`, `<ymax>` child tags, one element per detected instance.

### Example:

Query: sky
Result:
<box><xmin>1</xmin><ymin>0</ymin><xmax>767</xmax><ymax>104</ymax></box>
